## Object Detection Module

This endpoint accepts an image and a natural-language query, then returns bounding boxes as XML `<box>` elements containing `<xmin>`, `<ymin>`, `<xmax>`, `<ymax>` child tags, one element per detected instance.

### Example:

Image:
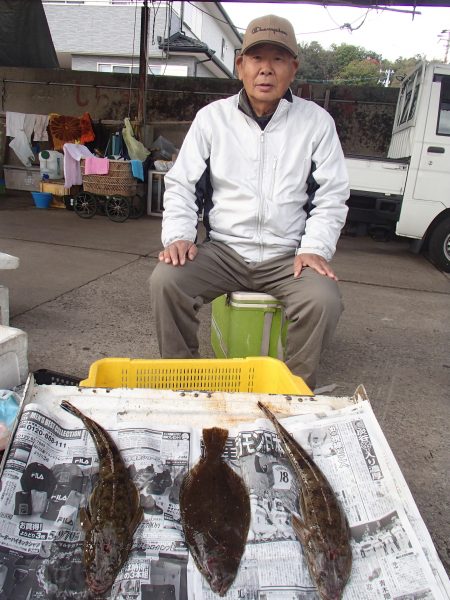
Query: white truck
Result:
<box><xmin>345</xmin><ymin>61</ymin><xmax>450</xmax><ymax>272</ymax></box>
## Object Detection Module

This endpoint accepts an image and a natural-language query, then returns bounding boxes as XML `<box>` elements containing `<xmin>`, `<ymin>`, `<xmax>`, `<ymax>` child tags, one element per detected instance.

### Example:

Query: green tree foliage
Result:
<box><xmin>297</xmin><ymin>41</ymin><xmax>333</xmax><ymax>82</ymax></box>
<box><xmin>331</xmin><ymin>43</ymin><xmax>382</xmax><ymax>74</ymax></box>
<box><xmin>296</xmin><ymin>41</ymin><xmax>423</xmax><ymax>86</ymax></box>
<box><xmin>337</xmin><ymin>58</ymin><xmax>381</xmax><ymax>86</ymax></box>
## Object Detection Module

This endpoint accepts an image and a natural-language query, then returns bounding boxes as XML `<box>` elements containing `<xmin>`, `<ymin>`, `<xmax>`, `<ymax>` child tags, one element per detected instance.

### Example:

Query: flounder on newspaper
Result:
<box><xmin>61</xmin><ymin>400</ymin><xmax>143</xmax><ymax>596</ymax></box>
<box><xmin>180</xmin><ymin>427</ymin><xmax>251</xmax><ymax>597</ymax></box>
<box><xmin>258</xmin><ymin>402</ymin><xmax>352</xmax><ymax>600</ymax></box>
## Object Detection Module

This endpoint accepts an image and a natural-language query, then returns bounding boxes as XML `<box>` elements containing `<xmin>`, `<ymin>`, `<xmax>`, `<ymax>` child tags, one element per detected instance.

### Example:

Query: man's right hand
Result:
<box><xmin>158</xmin><ymin>240</ymin><xmax>198</xmax><ymax>266</ymax></box>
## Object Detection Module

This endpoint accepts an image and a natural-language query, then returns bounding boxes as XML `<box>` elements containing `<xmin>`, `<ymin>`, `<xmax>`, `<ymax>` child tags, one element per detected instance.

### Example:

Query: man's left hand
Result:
<box><xmin>293</xmin><ymin>253</ymin><xmax>338</xmax><ymax>280</ymax></box>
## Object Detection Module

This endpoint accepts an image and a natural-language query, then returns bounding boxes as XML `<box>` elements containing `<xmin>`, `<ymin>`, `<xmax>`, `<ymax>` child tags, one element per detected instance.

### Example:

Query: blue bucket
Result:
<box><xmin>31</xmin><ymin>192</ymin><xmax>52</xmax><ymax>209</ymax></box>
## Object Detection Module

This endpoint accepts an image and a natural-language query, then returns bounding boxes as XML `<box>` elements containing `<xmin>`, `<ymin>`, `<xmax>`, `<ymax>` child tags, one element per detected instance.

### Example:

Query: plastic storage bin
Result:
<box><xmin>211</xmin><ymin>292</ymin><xmax>288</xmax><ymax>360</ymax></box>
<box><xmin>80</xmin><ymin>357</ymin><xmax>312</xmax><ymax>395</ymax></box>
<box><xmin>4</xmin><ymin>166</ymin><xmax>41</xmax><ymax>191</ymax></box>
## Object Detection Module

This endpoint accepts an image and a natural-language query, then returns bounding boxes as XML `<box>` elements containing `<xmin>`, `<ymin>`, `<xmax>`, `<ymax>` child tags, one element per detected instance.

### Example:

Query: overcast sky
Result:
<box><xmin>222</xmin><ymin>2</ymin><xmax>450</xmax><ymax>62</ymax></box>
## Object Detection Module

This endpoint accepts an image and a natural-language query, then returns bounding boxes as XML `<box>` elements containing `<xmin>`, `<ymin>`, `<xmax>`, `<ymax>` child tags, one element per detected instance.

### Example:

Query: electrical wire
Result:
<box><xmin>325</xmin><ymin>5</ymin><xmax>370</xmax><ymax>33</ymax></box>
<box><xmin>151</xmin><ymin>0</ymin><xmax>161</xmax><ymax>45</ymax></box>
<box><xmin>127</xmin><ymin>0</ymin><xmax>139</xmax><ymax>118</ymax></box>
<box><xmin>187</xmin><ymin>0</ymin><xmax>371</xmax><ymax>37</ymax></box>
<box><xmin>148</xmin><ymin>1</ymin><xmax>161</xmax><ymax>75</ymax></box>
<box><xmin>306</xmin><ymin>75</ymin><xmax>381</xmax><ymax>83</ymax></box>
<box><xmin>344</xmin><ymin>9</ymin><xmax>370</xmax><ymax>32</ymax></box>
<box><xmin>161</xmin><ymin>2</ymin><xmax>168</xmax><ymax>75</ymax></box>
<box><xmin>160</xmin><ymin>1</ymin><xmax>172</xmax><ymax>76</ymax></box>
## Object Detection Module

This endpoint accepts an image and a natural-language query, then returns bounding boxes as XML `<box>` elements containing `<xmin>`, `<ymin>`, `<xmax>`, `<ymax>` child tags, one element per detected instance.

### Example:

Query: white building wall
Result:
<box><xmin>43</xmin><ymin>1</ymin><xmax>240</xmax><ymax>78</ymax></box>
<box><xmin>178</xmin><ymin>1</ymin><xmax>203</xmax><ymax>39</ymax></box>
<box><xmin>198</xmin><ymin>6</ymin><xmax>238</xmax><ymax>74</ymax></box>
<box><xmin>43</xmin><ymin>4</ymin><xmax>179</xmax><ymax>56</ymax></box>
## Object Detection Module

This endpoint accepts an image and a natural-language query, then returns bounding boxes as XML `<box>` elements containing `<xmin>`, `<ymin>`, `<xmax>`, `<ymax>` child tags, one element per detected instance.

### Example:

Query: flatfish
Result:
<box><xmin>258</xmin><ymin>402</ymin><xmax>352</xmax><ymax>600</ymax></box>
<box><xmin>60</xmin><ymin>400</ymin><xmax>143</xmax><ymax>596</ymax></box>
<box><xmin>180</xmin><ymin>427</ymin><xmax>250</xmax><ymax>597</ymax></box>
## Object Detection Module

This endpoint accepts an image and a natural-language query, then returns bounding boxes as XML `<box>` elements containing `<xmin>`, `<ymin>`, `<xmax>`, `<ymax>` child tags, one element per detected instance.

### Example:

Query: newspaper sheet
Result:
<box><xmin>0</xmin><ymin>383</ymin><xmax>447</xmax><ymax>600</ymax></box>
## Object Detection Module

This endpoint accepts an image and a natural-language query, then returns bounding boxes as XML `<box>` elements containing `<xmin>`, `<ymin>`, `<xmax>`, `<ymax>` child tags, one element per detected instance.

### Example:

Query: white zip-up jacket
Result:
<box><xmin>162</xmin><ymin>90</ymin><xmax>349</xmax><ymax>262</ymax></box>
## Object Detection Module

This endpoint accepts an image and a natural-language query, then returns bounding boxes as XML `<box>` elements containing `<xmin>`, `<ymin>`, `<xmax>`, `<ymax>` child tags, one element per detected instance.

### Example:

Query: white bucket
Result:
<box><xmin>39</xmin><ymin>150</ymin><xmax>64</xmax><ymax>180</ymax></box>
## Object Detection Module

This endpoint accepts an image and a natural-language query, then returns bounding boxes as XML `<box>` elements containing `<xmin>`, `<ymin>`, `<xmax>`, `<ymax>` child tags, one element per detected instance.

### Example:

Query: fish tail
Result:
<box><xmin>202</xmin><ymin>427</ymin><xmax>228</xmax><ymax>460</ymax></box>
<box><xmin>257</xmin><ymin>402</ymin><xmax>277</xmax><ymax>425</ymax></box>
<box><xmin>61</xmin><ymin>400</ymin><xmax>84</xmax><ymax>420</ymax></box>
<box><xmin>258</xmin><ymin>402</ymin><xmax>294</xmax><ymax>443</ymax></box>
<box><xmin>60</xmin><ymin>399</ymin><xmax>101</xmax><ymax>440</ymax></box>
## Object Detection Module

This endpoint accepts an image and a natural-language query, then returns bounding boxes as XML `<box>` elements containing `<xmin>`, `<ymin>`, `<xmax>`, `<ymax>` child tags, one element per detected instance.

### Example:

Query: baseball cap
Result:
<box><xmin>240</xmin><ymin>15</ymin><xmax>298</xmax><ymax>58</ymax></box>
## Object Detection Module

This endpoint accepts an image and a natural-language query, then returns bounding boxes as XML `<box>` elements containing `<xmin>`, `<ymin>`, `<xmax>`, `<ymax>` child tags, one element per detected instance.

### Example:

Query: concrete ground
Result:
<box><xmin>1</xmin><ymin>190</ymin><xmax>449</xmax><ymax>575</ymax></box>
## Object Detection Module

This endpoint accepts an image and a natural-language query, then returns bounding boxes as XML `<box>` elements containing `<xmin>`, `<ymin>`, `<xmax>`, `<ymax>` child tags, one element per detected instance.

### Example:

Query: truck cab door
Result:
<box><xmin>413</xmin><ymin>74</ymin><xmax>450</xmax><ymax>204</ymax></box>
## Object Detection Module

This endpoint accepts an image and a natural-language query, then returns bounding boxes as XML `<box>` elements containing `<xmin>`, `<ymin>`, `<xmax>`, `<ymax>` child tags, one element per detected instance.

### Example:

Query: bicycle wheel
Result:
<box><xmin>73</xmin><ymin>191</ymin><xmax>97</xmax><ymax>219</ymax></box>
<box><xmin>105</xmin><ymin>195</ymin><xmax>130</xmax><ymax>222</ymax></box>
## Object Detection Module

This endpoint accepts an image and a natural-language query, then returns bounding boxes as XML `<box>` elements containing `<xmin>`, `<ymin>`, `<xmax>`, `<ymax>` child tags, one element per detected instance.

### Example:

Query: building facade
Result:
<box><xmin>43</xmin><ymin>1</ymin><xmax>242</xmax><ymax>78</ymax></box>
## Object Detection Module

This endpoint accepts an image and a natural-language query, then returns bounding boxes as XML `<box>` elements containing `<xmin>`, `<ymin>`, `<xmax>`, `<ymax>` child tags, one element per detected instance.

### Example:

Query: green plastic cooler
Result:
<box><xmin>211</xmin><ymin>292</ymin><xmax>288</xmax><ymax>359</ymax></box>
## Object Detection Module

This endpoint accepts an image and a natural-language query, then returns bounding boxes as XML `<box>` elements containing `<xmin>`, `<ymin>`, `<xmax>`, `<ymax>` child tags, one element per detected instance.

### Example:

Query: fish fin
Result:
<box><xmin>202</xmin><ymin>428</ymin><xmax>228</xmax><ymax>460</ymax></box>
<box><xmin>291</xmin><ymin>512</ymin><xmax>312</xmax><ymax>546</ymax></box>
<box><xmin>79</xmin><ymin>506</ymin><xmax>91</xmax><ymax>531</ymax></box>
<box><xmin>128</xmin><ymin>506</ymin><xmax>144</xmax><ymax>535</ymax></box>
<box><xmin>180</xmin><ymin>469</ymin><xmax>195</xmax><ymax>498</ymax></box>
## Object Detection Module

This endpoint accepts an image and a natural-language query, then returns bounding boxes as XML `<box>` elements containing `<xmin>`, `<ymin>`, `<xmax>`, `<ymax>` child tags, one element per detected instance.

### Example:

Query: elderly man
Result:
<box><xmin>150</xmin><ymin>14</ymin><xmax>349</xmax><ymax>390</ymax></box>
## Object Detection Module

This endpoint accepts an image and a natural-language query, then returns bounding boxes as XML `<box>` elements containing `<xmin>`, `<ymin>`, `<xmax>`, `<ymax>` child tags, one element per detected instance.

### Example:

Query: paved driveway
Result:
<box><xmin>1</xmin><ymin>191</ymin><xmax>449</xmax><ymax>574</ymax></box>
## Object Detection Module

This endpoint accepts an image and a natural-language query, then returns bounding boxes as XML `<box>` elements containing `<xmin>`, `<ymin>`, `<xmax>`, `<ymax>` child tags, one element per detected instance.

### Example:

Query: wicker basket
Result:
<box><xmin>81</xmin><ymin>159</ymin><xmax>137</xmax><ymax>197</ymax></box>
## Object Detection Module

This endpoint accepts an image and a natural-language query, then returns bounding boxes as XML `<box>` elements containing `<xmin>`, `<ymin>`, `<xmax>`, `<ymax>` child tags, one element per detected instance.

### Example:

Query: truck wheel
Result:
<box><xmin>428</xmin><ymin>217</ymin><xmax>450</xmax><ymax>272</ymax></box>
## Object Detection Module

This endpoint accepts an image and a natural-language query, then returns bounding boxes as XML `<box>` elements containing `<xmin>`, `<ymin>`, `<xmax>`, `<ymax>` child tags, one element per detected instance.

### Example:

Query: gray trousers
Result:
<box><xmin>149</xmin><ymin>241</ymin><xmax>343</xmax><ymax>389</ymax></box>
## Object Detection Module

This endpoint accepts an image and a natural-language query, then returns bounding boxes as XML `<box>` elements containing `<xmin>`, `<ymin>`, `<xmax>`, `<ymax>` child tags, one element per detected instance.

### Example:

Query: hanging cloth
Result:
<box><xmin>84</xmin><ymin>157</ymin><xmax>109</xmax><ymax>175</ymax></box>
<box><xmin>33</xmin><ymin>115</ymin><xmax>49</xmax><ymax>142</ymax></box>
<box><xmin>63</xmin><ymin>143</ymin><xmax>94</xmax><ymax>188</ymax></box>
<box><xmin>9</xmin><ymin>131</ymin><xmax>35</xmax><ymax>167</ymax></box>
<box><xmin>5</xmin><ymin>112</ymin><xmax>25</xmax><ymax>138</ymax></box>
<box><xmin>49</xmin><ymin>114</ymin><xmax>82</xmax><ymax>151</ymax></box>
<box><xmin>80</xmin><ymin>113</ymin><xmax>95</xmax><ymax>144</ymax></box>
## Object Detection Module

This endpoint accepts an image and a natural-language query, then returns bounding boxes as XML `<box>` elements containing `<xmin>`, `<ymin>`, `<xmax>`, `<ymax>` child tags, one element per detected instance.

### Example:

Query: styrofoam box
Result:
<box><xmin>4</xmin><ymin>165</ymin><xmax>41</xmax><ymax>192</ymax></box>
<box><xmin>0</xmin><ymin>326</ymin><xmax>28</xmax><ymax>389</ymax></box>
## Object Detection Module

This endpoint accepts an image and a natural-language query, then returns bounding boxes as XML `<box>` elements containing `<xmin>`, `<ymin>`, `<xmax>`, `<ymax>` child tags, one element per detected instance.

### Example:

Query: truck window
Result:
<box><xmin>436</xmin><ymin>76</ymin><xmax>450</xmax><ymax>135</ymax></box>
<box><xmin>397</xmin><ymin>68</ymin><xmax>421</xmax><ymax>127</ymax></box>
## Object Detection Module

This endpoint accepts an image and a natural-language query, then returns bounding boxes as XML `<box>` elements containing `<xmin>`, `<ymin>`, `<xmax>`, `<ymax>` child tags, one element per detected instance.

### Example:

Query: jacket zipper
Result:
<box><xmin>256</xmin><ymin>103</ymin><xmax>288</xmax><ymax>261</ymax></box>
<box><xmin>257</xmin><ymin>131</ymin><xmax>265</xmax><ymax>261</ymax></box>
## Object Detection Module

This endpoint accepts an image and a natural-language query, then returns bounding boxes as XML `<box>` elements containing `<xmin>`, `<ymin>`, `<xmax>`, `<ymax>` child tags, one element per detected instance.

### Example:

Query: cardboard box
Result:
<box><xmin>211</xmin><ymin>292</ymin><xmax>288</xmax><ymax>360</ymax></box>
<box><xmin>4</xmin><ymin>165</ymin><xmax>41</xmax><ymax>192</ymax></box>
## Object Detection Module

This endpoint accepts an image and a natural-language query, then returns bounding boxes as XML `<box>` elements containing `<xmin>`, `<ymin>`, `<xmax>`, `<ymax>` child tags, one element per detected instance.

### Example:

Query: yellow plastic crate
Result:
<box><xmin>80</xmin><ymin>357</ymin><xmax>313</xmax><ymax>395</ymax></box>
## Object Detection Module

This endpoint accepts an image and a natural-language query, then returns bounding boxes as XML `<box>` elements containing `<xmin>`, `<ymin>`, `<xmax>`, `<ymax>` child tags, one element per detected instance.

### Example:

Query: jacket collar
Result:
<box><xmin>238</xmin><ymin>88</ymin><xmax>293</xmax><ymax>130</ymax></box>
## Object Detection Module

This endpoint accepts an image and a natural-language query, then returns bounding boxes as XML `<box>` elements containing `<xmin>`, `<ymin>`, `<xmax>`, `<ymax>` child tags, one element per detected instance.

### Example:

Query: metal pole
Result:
<box><xmin>137</xmin><ymin>0</ymin><xmax>149</xmax><ymax>141</ymax></box>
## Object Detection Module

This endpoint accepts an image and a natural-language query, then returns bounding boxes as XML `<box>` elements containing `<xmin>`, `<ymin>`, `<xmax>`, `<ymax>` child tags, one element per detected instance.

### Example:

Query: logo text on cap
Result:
<box><xmin>252</xmin><ymin>26</ymin><xmax>288</xmax><ymax>38</ymax></box>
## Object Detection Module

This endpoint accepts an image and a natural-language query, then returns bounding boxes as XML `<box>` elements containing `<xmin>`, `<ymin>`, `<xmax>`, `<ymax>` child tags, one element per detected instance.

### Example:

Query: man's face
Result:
<box><xmin>236</xmin><ymin>44</ymin><xmax>299</xmax><ymax>117</ymax></box>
